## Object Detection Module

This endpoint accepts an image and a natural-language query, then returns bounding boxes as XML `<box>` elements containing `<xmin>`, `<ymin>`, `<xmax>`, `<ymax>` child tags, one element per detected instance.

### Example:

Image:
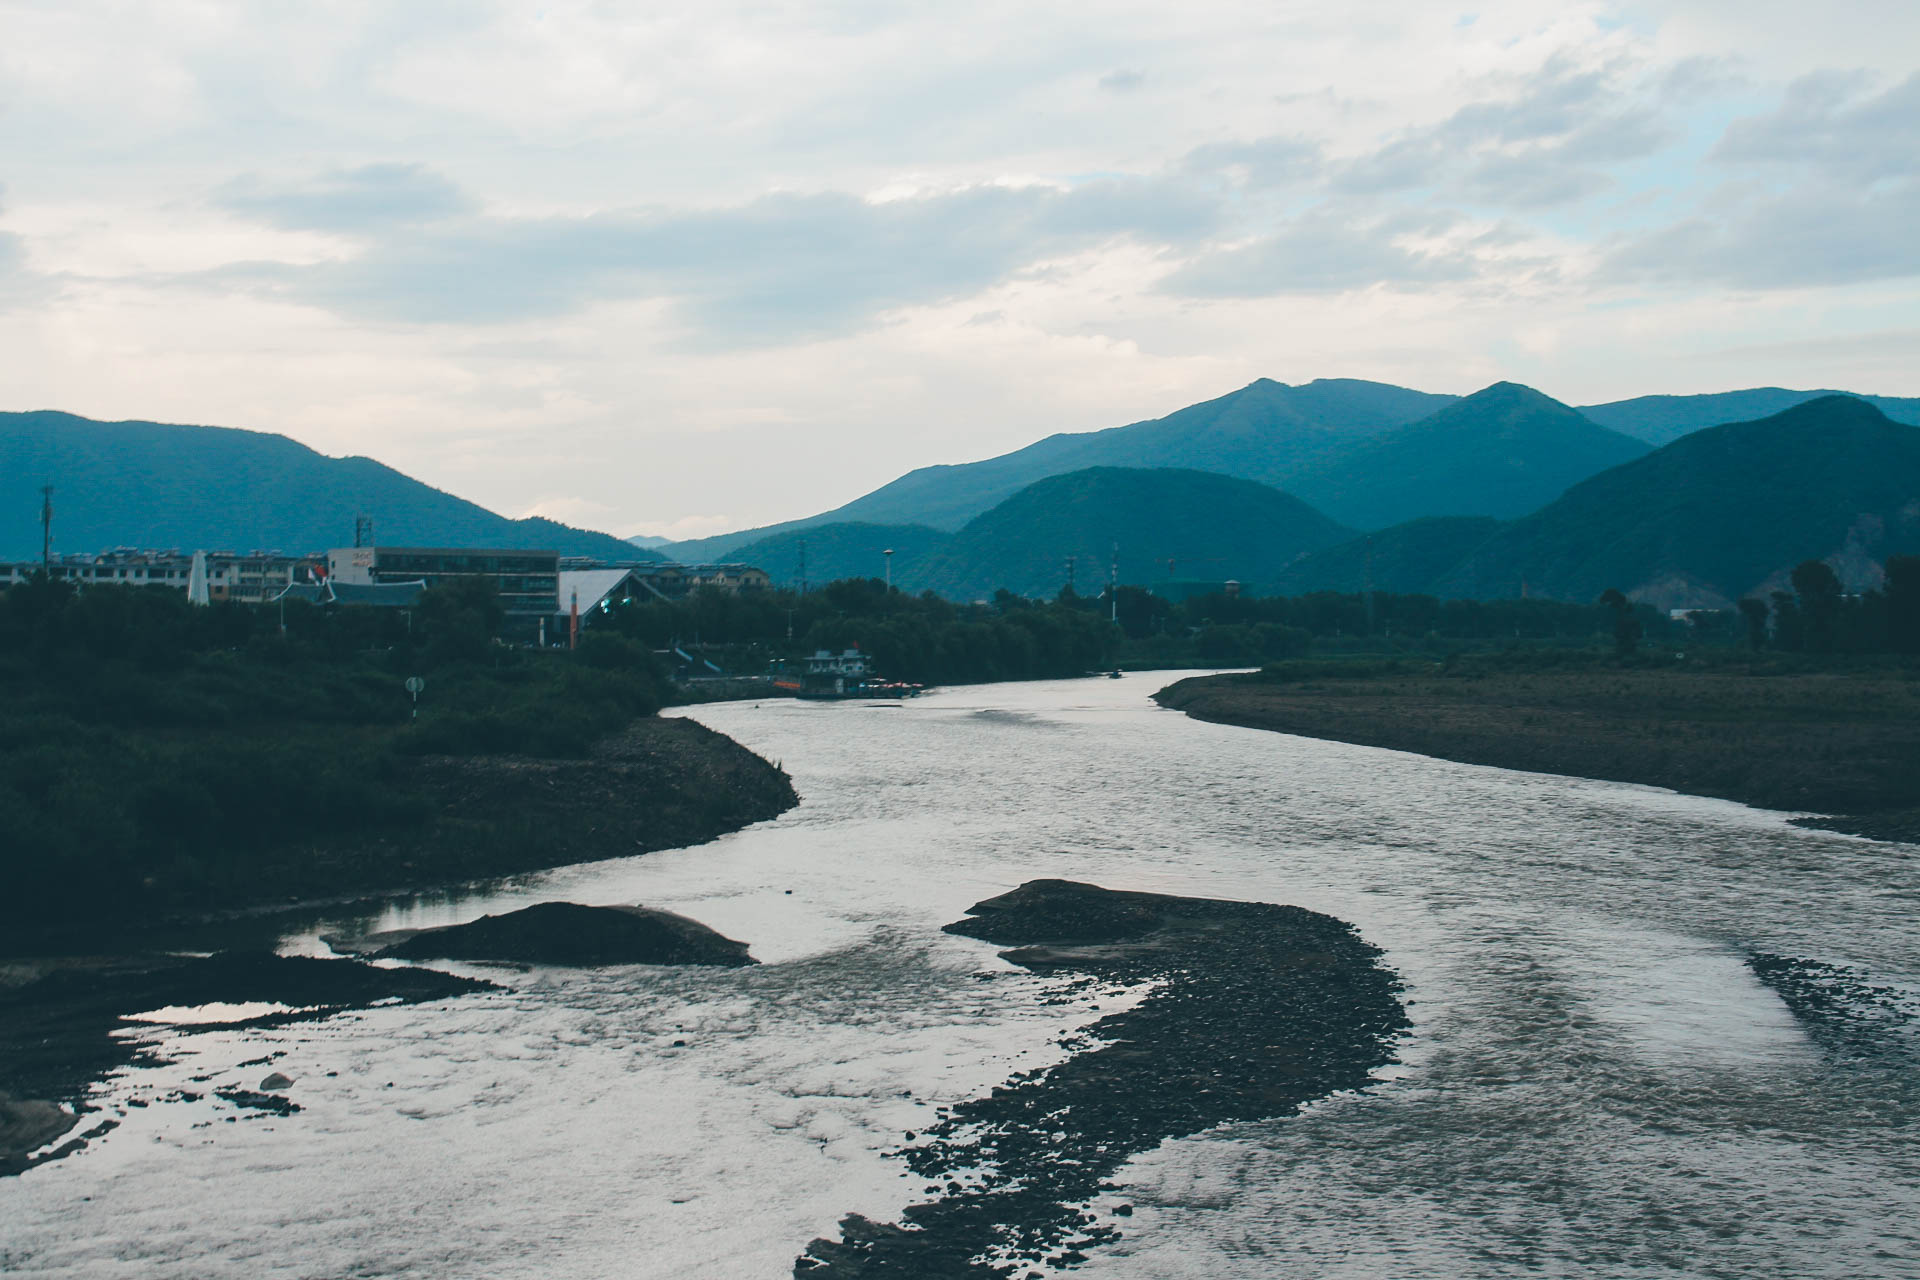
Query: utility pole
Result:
<box><xmin>1065</xmin><ymin>555</ymin><xmax>1076</xmax><ymax>595</ymax></box>
<box><xmin>39</xmin><ymin>485</ymin><xmax>53</xmax><ymax>577</ymax></box>
<box><xmin>798</xmin><ymin>539</ymin><xmax>808</xmax><ymax>595</ymax></box>
<box><xmin>1109</xmin><ymin>541</ymin><xmax>1118</xmax><ymax>625</ymax></box>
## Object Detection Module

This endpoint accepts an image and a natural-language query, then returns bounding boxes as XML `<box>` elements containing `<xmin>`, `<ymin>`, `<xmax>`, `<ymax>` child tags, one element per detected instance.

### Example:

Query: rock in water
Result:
<box><xmin>375</xmin><ymin>902</ymin><xmax>756</xmax><ymax>967</ymax></box>
<box><xmin>941</xmin><ymin>877</ymin><xmax>1165</xmax><ymax>945</ymax></box>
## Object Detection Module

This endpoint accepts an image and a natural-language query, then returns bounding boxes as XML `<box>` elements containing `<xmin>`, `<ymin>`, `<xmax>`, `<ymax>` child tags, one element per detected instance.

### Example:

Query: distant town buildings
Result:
<box><xmin>327</xmin><ymin>546</ymin><xmax>561</xmax><ymax>617</ymax></box>
<box><xmin>0</xmin><ymin>548</ymin><xmax>317</xmax><ymax>603</ymax></box>
<box><xmin>3</xmin><ymin>544</ymin><xmax>773</xmax><ymax>623</ymax></box>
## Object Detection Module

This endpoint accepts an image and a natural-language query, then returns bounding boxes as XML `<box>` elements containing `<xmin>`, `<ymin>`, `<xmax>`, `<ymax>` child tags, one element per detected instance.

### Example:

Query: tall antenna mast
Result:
<box><xmin>798</xmin><ymin>539</ymin><xmax>808</xmax><ymax>595</ymax></box>
<box><xmin>40</xmin><ymin>485</ymin><xmax>53</xmax><ymax>576</ymax></box>
<box><xmin>1065</xmin><ymin>554</ymin><xmax>1075</xmax><ymax>595</ymax></box>
<box><xmin>1109</xmin><ymin>541</ymin><xmax>1118</xmax><ymax>625</ymax></box>
<box><xmin>354</xmin><ymin>514</ymin><xmax>373</xmax><ymax>548</ymax></box>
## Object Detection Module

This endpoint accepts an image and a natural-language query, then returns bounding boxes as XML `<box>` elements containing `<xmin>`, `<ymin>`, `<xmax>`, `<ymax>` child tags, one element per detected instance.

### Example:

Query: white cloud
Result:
<box><xmin>215</xmin><ymin>164</ymin><xmax>475</xmax><ymax>232</ymax></box>
<box><xmin>0</xmin><ymin>0</ymin><xmax>1916</xmax><ymax>540</ymax></box>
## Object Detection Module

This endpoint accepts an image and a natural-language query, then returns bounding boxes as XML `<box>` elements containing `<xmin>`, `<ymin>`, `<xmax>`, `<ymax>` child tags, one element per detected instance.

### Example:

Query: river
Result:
<box><xmin>4</xmin><ymin>672</ymin><xmax>1917</xmax><ymax>1278</ymax></box>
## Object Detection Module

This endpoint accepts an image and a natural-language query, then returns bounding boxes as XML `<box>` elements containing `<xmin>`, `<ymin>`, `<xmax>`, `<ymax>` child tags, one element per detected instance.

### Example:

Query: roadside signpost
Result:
<box><xmin>405</xmin><ymin>675</ymin><xmax>425</xmax><ymax>719</ymax></box>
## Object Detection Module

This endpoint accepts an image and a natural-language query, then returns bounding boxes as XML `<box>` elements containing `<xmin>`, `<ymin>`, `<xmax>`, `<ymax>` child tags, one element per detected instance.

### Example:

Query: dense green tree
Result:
<box><xmin>1737</xmin><ymin>597</ymin><xmax>1770</xmax><ymax>651</ymax></box>
<box><xmin>415</xmin><ymin>576</ymin><xmax>504</xmax><ymax>666</ymax></box>
<box><xmin>1791</xmin><ymin>560</ymin><xmax>1844</xmax><ymax>654</ymax></box>
<box><xmin>1770</xmin><ymin>590</ymin><xmax>1804</xmax><ymax>652</ymax></box>
<box><xmin>1598</xmin><ymin>588</ymin><xmax>1640</xmax><ymax>658</ymax></box>
<box><xmin>1885</xmin><ymin>555</ymin><xmax>1920</xmax><ymax>654</ymax></box>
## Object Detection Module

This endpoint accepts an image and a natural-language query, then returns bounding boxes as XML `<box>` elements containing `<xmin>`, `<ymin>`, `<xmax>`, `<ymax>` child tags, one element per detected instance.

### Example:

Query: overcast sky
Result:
<box><xmin>2</xmin><ymin>1</ymin><xmax>1916</xmax><ymax>540</ymax></box>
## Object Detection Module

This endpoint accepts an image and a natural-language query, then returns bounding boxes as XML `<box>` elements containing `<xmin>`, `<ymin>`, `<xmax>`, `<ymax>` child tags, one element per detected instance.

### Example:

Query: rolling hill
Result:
<box><xmin>912</xmin><ymin>467</ymin><xmax>1352</xmax><ymax>601</ymax></box>
<box><xmin>2</xmin><ymin>410</ymin><xmax>654</xmax><ymax>561</ymax></box>
<box><xmin>1271</xmin><ymin>517</ymin><xmax>1504</xmax><ymax>597</ymax></box>
<box><xmin>1435</xmin><ymin>396</ymin><xmax>1920</xmax><ymax>608</ymax></box>
<box><xmin>663</xmin><ymin>378</ymin><xmax>1919</xmax><ymax>566</ymax></box>
<box><xmin>661</xmin><ymin>378</ymin><xmax>1453</xmax><ymax>561</ymax></box>
<box><xmin>723</xmin><ymin>521</ymin><xmax>951</xmax><ymax>588</ymax></box>
<box><xmin>1284</xmin><ymin>383</ymin><xmax>1651</xmax><ymax>530</ymax></box>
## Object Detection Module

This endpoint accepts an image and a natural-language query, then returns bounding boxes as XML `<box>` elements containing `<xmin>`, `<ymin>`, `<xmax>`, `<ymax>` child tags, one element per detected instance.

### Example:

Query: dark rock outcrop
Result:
<box><xmin>375</xmin><ymin>902</ymin><xmax>755</xmax><ymax>967</ymax></box>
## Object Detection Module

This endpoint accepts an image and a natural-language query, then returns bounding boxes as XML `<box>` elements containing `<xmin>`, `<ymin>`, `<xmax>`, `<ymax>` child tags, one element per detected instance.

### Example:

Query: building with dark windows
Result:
<box><xmin>326</xmin><ymin>546</ymin><xmax>559</xmax><ymax>618</ymax></box>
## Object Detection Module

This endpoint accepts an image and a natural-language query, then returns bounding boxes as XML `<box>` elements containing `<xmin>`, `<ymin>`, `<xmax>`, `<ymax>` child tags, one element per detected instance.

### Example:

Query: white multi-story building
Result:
<box><xmin>0</xmin><ymin>549</ymin><xmax>318</xmax><ymax>603</ymax></box>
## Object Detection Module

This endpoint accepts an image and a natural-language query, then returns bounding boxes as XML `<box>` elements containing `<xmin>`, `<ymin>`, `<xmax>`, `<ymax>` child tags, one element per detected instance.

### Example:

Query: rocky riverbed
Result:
<box><xmin>795</xmin><ymin>879</ymin><xmax>1409</xmax><ymax>1277</ymax></box>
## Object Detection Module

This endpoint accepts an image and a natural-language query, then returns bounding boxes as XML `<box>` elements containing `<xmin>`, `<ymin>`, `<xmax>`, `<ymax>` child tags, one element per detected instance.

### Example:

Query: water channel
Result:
<box><xmin>4</xmin><ymin>672</ymin><xmax>1918</xmax><ymax>1277</ymax></box>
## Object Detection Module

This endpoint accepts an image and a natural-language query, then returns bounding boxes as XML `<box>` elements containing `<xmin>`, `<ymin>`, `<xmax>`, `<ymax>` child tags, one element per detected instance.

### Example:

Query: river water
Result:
<box><xmin>5</xmin><ymin>673</ymin><xmax>1918</xmax><ymax>1278</ymax></box>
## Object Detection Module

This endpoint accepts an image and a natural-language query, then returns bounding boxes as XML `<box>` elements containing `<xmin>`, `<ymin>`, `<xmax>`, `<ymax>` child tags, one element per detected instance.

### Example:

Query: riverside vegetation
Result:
<box><xmin>0</xmin><ymin>575</ymin><xmax>794</xmax><ymax>950</ymax></box>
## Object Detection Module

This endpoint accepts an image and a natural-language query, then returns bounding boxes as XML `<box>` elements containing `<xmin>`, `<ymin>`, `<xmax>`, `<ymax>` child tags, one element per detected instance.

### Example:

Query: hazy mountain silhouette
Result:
<box><xmin>2</xmin><ymin>410</ymin><xmax>654</xmax><ymax>561</ymax></box>
<box><xmin>661</xmin><ymin>379</ymin><xmax>1918</xmax><ymax>566</ymax></box>
<box><xmin>661</xmin><ymin>379</ymin><xmax>1451</xmax><ymax>561</ymax></box>
<box><xmin>913</xmin><ymin>467</ymin><xmax>1352</xmax><ymax>601</ymax></box>
<box><xmin>1285</xmin><ymin>383</ymin><xmax>1650</xmax><ymax>530</ymax></box>
<box><xmin>1436</xmin><ymin>397</ymin><xmax>1920</xmax><ymax>608</ymax></box>
<box><xmin>1582</xmin><ymin>388</ymin><xmax>1920</xmax><ymax>447</ymax></box>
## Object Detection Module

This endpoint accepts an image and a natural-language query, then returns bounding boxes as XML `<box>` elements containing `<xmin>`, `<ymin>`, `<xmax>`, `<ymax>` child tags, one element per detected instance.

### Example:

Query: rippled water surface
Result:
<box><xmin>5</xmin><ymin>673</ymin><xmax>1918</xmax><ymax>1278</ymax></box>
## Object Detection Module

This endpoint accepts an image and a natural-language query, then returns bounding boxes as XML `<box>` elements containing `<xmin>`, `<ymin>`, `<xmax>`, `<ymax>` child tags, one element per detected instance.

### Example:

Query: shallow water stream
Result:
<box><xmin>4</xmin><ymin>673</ymin><xmax>1917</xmax><ymax>1278</ymax></box>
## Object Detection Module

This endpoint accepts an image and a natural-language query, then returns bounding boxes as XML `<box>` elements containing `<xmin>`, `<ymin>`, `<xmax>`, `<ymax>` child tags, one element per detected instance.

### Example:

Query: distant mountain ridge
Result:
<box><xmin>663</xmin><ymin>379</ymin><xmax>1920</xmax><ymax>561</ymax></box>
<box><xmin>661</xmin><ymin>378</ymin><xmax>1454</xmax><ymax>560</ymax></box>
<box><xmin>1581</xmin><ymin>388</ymin><xmax>1920</xmax><ymax>447</ymax></box>
<box><xmin>1</xmin><ymin>410</ymin><xmax>655</xmax><ymax>561</ymax></box>
<box><xmin>834</xmin><ymin>396</ymin><xmax>1920</xmax><ymax>608</ymax></box>
<box><xmin>1283</xmin><ymin>382</ymin><xmax>1650</xmax><ymax>529</ymax></box>
<box><xmin>1436</xmin><ymin>397</ymin><xmax>1920</xmax><ymax>607</ymax></box>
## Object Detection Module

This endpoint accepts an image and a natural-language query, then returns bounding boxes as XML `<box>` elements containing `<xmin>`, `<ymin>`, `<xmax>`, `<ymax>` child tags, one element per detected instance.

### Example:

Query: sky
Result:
<box><xmin>2</xmin><ymin>1</ymin><xmax>1917</xmax><ymax>541</ymax></box>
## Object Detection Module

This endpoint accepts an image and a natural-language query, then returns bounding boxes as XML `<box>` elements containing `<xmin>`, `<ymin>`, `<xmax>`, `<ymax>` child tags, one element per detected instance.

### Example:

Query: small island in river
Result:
<box><xmin>797</xmin><ymin>879</ymin><xmax>1410</xmax><ymax>1277</ymax></box>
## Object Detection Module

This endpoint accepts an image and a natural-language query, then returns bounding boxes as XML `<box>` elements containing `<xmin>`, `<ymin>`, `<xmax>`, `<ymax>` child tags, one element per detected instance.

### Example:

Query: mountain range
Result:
<box><xmin>1</xmin><ymin>410</ymin><xmax>655</xmax><ymax>562</ymax></box>
<box><xmin>10</xmin><ymin>380</ymin><xmax>1919</xmax><ymax>611</ymax></box>
<box><xmin>1434</xmin><ymin>396</ymin><xmax>1920</xmax><ymax>607</ymax></box>
<box><xmin>661</xmin><ymin>379</ymin><xmax>1920</xmax><ymax>562</ymax></box>
<box><xmin>729</xmin><ymin>396</ymin><xmax>1920</xmax><ymax>608</ymax></box>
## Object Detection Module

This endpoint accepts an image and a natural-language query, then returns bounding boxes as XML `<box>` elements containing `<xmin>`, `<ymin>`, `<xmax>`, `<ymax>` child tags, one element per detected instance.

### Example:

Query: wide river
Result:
<box><xmin>5</xmin><ymin>673</ymin><xmax>1918</xmax><ymax>1278</ymax></box>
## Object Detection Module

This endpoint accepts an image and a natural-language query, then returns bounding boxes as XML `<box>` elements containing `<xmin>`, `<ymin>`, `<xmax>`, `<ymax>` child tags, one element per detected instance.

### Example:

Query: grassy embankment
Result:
<box><xmin>1156</xmin><ymin>652</ymin><xmax>1920</xmax><ymax>840</ymax></box>
<box><xmin>0</xmin><ymin>590</ymin><xmax>796</xmax><ymax>952</ymax></box>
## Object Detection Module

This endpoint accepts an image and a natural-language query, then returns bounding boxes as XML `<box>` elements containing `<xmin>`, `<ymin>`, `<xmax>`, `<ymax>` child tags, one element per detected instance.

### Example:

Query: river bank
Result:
<box><xmin>1</xmin><ymin>714</ymin><xmax>796</xmax><ymax>1173</ymax></box>
<box><xmin>1155</xmin><ymin>662</ymin><xmax>1920</xmax><ymax>842</ymax></box>
<box><xmin>6</xmin><ymin>715</ymin><xmax>796</xmax><ymax>952</ymax></box>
